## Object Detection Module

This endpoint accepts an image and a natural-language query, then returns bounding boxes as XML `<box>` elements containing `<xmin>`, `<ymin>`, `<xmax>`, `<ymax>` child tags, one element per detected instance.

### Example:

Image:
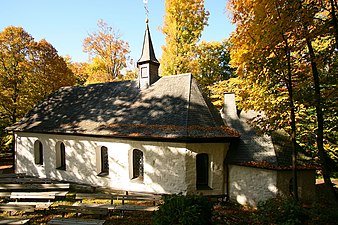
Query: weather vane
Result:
<box><xmin>143</xmin><ymin>0</ymin><xmax>149</xmax><ymax>23</ymax></box>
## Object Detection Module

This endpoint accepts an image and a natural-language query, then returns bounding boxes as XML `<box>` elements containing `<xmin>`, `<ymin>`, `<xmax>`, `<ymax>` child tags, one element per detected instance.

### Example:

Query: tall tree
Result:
<box><xmin>0</xmin><ymin>26</ymin><xmax>34</xmax><ymax>125</ymax></box>
<box><xmin>298</xmin><ymin>0</ymin><xmax>338</xmax><ymax>203</ymax></box>
<box><xmin>0</xmin><ymin>26</ymin><xmax>75</xmax><ymax>154</ymax></box>
<box><xmin>227</xmin><ymin>0</ymin><xmax>338</xmax><ymax>203</ymax></box>
<box><xmin>194</xmin><ymin>40</ymin><xmax>234</xmax><ymax>89</ymax></box>
<box><xmin>83</xmin><ymin>19</ymin><xmax>130</xmax><ymax>82</ymax></box>
<box><xmin>160</xmin><ymin>0</ymin><xmax>209</xmax><ymax>76</ymax></box>
<box><xmin>32</xmin><ymin>39</ymin><xmax>75</xmax><ymax>99</ymax></box>
<box><xmin>228</xmin><ymin>0</ymin><xmax>298</xmax><ymax>200</ymax></box>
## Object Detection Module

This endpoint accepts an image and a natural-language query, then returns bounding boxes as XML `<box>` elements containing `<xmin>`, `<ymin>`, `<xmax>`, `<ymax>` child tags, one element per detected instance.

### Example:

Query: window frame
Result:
<box><xmin>98</xmin><ymin>146</ymin><xmax>109</xmax><ymax>176</ymax></box>
<box><xmin>56</xmin><ymin>142</ymin><xmax>66</xmax><ymax>170</ymax></box>
<box><xmin>196</xmin><ymin>153</ymin><xmax>211</xmax><ymax>190</ymax></box>
<box><xmin>101</xmin><ymin>146</ymin><xmax>109</xmax><ymax>174</ymax></box>
<box><xmin>34</xmin><ymin>140</ymin><xmax>43</xmax><ymax>165</ymax></box>
<box><xmin>132</xmin><ymin>149</ymin><xmax>144</xmax><ymax>180</ymax></box>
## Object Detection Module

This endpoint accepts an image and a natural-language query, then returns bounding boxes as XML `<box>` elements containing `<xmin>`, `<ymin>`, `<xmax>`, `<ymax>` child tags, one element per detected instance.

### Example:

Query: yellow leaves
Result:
<box><xmin>83</xmin><ymin>19</ymin><xmax>130</xmax><ymax>81</ymax></box>
<box><xmin>0</xmin><ymin>26</ymin><xmax>75</xmax><ymax>124</ymax></box>
<box><xmin>193</xmin><ymin>40</ymin><xmax>233</xmax><ymax>88</ymax></box>
<box><xmin>160</xmin><ymin>0</ymin><xmax>209</xmax><ymax>76</ymax></box>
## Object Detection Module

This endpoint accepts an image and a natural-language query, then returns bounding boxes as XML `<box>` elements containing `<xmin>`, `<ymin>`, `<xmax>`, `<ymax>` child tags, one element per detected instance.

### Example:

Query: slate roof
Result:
<box><xmin>7</xmin><ymin>74</ymin><xmax>239</xmax><ymax>142</ymax></box>
<box><xmin>137</xmin><ymin>23</ymin><xmax>159</xmax><ymax>65</ymax></box>
<box><xmin>222</xmin><ymin>94</ymin><xmax>316</xmax><ymax>170</ymax></box>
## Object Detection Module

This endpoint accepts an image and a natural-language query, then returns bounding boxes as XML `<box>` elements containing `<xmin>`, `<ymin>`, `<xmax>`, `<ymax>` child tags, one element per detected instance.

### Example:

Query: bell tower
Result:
<box><xmin>137</xmin><ymin>2</ymin><xmax>160</xmax><ymax>89</ymax></box>
<box><xmin>137</xmin><ymin>20</ymin><xmax>160</xmax><ymax>89</ymax></box>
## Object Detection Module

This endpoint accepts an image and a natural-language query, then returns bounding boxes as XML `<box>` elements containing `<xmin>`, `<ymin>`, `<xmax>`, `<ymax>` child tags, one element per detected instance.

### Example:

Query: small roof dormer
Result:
<box><xmin>137</xmin><ymin>20</ymin><xmax>160</xmax><ymax>89</ymax></box>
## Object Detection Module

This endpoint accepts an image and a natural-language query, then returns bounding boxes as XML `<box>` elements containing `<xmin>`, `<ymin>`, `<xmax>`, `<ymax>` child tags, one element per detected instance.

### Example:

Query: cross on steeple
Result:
<box><xmin>143</xmin><ymin>0</ymin><xmax>149</xmax><ymax>22</ymax></box>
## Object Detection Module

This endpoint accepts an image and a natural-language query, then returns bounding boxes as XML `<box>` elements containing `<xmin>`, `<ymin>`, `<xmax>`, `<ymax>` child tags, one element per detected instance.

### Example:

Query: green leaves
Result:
<box><xmin>194</xmin><ymin>40</ymin><xmax>235</xmax><ymax>89</ymax></box>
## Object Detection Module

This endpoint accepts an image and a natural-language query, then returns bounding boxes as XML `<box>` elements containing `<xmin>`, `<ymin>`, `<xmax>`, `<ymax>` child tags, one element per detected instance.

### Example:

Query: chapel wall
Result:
<box><xmin>15</xmin><ymin>132</ymin><xmax>190</xmax><ymax>194</ymax></box>
<box><xmin>228</xmin><ymin>165</ymin><xmax>278</xmax><ymax>207</ymax></box>
<box><xmin>276</xmin><ymin>170</ymin><xmax>316</xmax><ymax>203</ymax></box>
<box><xmin>185</xmin><ymin>142</ymin><xmax>229</xmax><ymax>195</ymax></box>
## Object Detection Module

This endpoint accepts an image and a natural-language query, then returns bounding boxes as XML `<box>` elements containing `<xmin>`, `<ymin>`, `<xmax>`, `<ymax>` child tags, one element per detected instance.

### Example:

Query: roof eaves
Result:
<box><xmin>13</xmin><ymin>130</ymin><xmax>237</xmax><ymax>143</ymax></box>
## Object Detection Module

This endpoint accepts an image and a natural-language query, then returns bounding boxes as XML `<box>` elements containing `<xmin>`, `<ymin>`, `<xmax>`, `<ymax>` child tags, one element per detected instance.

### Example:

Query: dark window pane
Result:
<box><xmin>35</xmin><ymin>141</ymin><xmax>43</xmax><ymax>165</ymax></box>
<box><xmin>101</xmin><ymin>146</ymin><xmax>109</xmax><ymax>173</ymax></box>
<box><xmin>60</xmin><ymin>142</ymin><xmax>66</xmax><ymax>170</ymax></box>
<box><xmin>38</xmin><ymin>141</ymin><xmax>43</xmax><ymax>165</ymax></box>
<box><xmin>133</xmin><ymin>149</ymin><xmax>144</xmax><ymax>179</ymax></box>
<box><xmin>196</xmin><ymin>153</ymin><xmax>208</xmax><ymax>188</ymax></box>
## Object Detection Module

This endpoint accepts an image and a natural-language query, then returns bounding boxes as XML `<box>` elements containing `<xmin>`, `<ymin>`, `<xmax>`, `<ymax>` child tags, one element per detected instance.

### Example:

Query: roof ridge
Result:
<box><xmin>160</xmin><ymin>73</ymin><xmax>191</xmax><ymax>79</ymax></box>
<box><xmin>190</xmin><ymin>76</ymin><xmax>223</xmax><ymax>127</ymax></box>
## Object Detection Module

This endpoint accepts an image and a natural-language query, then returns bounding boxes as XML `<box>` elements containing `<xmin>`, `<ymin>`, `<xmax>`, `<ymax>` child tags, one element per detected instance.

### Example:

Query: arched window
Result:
<box><xmin>196</xmin><ymin>153</ymin><xmax>209</xmax><ymax>189</ymax></box>
<box><xmin>56</xmin><ymin>142</ymin><xmax>66</xmax><ymax>170</ymax></box>
<box><xmin>132</xmin><ymin>149</ymin><xmax>144</xmax><ymax>179</ymax></box>
<box><xmin>100</xmin><ymin>146</ymin><xmax>109</xmax><ymax>175</ymax></box>
<box><xmin>34</xmin><ymin>140</ymin><xmax>43</xmax><ymax>165</ymax></box>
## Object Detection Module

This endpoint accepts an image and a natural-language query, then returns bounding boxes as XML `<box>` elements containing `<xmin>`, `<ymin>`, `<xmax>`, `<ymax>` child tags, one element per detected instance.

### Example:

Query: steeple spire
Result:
<box><xmin>137</xmin><ymin>21</ymin><xmax>159</xmax><ymax>66</ymax></box>
<box><xmin>137</xmin><ymin>19</ymin><xmax>160</xmax><ymax>89</ymax></box>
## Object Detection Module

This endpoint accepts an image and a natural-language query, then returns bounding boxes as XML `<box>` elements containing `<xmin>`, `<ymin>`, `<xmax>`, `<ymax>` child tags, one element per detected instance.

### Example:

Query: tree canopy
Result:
<box><xmin>224</xmin><ymin>0</ymin><xmax>338</xmax><ymax>202</ymax></box>
<box><xmin>160</xmin><ymin>0</ymin><xmax>209</xmax><ymax>76</ymax></box>
<box><xmin>194</xmin><ymin>40</ymin><xmax>234</xmax><ymax>89</ymax></box>
<box><xmin>83</xmin><ymin>19</ymin><xmax>130</xmax><ymax>83</ymax></box>
<box><xmin>0</xmin><ymin>26</ymin><xmax>75</xmax><ymax>151</ymax></box>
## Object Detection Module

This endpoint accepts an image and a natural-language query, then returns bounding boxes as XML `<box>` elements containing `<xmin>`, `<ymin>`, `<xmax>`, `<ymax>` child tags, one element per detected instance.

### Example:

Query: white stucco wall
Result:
<box><xmin>186</xmin><ymin>143</ymin><xmax>228</xmax><ymax>195</ymax></box>
<box><xmin>228</xmin><ymin>165</ymin><xmax>278</xmax><ymax>207</ymax></box>
<box><xmin>14</xmin><ymin>132</ymin><xmax>228</xmax><ymax>195</ymax></box>
<box><xmin>276</xmin><ymin>170</ymin><xmax>316</xmax><ymax>202</ymax></box>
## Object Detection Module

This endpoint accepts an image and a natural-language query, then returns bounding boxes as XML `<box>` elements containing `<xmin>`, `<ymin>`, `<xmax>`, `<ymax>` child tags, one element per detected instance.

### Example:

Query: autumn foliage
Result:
<box><xmin>224</xmin><ymin>0</ymin><xmax>338</xmax><ymax>202</ymax></box>
<box><xmin>83</xmin><ymin>19</ymin><xmax>130</xmax><ymax>83</ymax></box>
<box><xmin>0</xmin><ymin>26</ymin><xmax>75</xmax><ymax>151</ymax></box>
<box><xmin>160</xmin><ymin>0</ymin><xmax>209</xmax><ymax>76</ymax></box>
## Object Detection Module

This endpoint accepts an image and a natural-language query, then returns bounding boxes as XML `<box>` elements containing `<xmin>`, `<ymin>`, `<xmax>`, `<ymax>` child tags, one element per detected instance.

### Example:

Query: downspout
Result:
<box><xmin>223</xmin><ymin>161</ymin><xmax>230</xmax><ymax>201</ymax></box>
<box><xmin>13</xmin><ymin>132</ymin><xmax>16</xmax><ymax>173</ymax></box>
<box><xmin>226</xmin><ymin>164</ymin><xmax>229</xmax><ymax>201</ymax></box>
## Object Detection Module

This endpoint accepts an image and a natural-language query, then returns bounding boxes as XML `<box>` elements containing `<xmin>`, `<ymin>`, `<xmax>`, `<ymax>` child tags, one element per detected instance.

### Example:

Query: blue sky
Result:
<box><xmin>0</xmin><ymin>0</ymin><xmax>235</xmax><ymax>63</ymax></box>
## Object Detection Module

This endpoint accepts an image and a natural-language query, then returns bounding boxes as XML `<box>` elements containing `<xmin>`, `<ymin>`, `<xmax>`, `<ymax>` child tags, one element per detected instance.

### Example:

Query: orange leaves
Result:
<box><xmin>0</xmin><ymin>26</ymin><xmax>75</xmax><ymax>124</ymax></box>
<box><xmin>83</xmin><ymin>19</ymin><xmax>130</xmax><ymax>82</ymax></box>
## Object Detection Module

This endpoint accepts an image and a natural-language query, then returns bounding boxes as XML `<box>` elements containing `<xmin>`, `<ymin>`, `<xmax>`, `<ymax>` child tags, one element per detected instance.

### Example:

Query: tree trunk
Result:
<box><xmin>306</xmin><ymin>36</ymin><xmax>338</xmax><ymax>204</ymax></box>
<box><xmin>283</xmin><ymin>35</ymin><xmax>298</xmax><ymax>201</ymax></box>
<box><xmin>330</xmin><ymin>0</ymin><xmax>338</xmax><ymax>48</ymax></box>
